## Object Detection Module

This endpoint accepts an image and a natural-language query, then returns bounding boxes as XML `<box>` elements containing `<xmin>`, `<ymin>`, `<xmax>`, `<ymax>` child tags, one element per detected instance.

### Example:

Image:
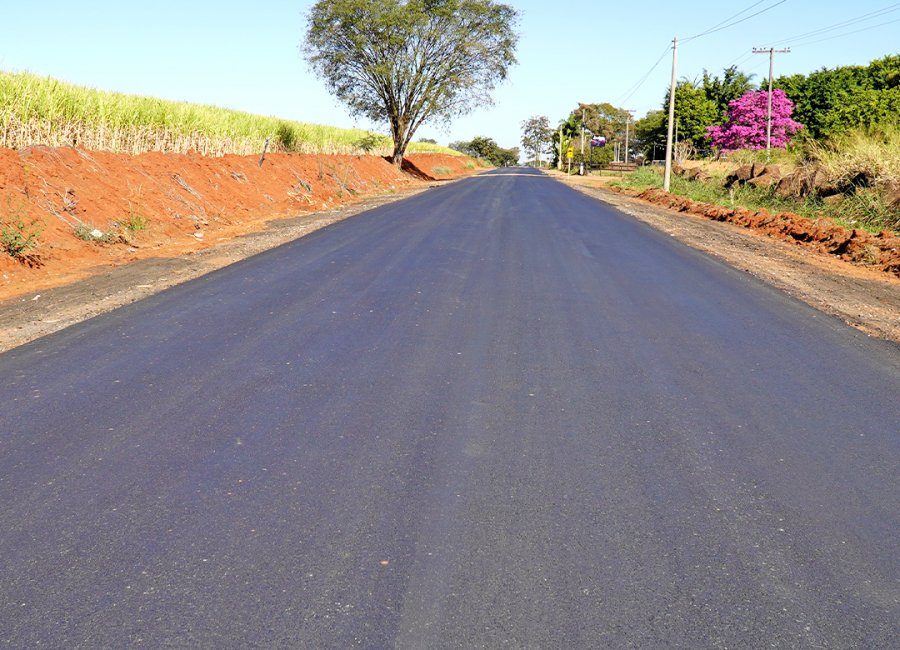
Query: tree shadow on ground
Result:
<box><xmin>384</xmin><ymin>157</ymin><xmax>436</xmax><ymax>181</ymax></box>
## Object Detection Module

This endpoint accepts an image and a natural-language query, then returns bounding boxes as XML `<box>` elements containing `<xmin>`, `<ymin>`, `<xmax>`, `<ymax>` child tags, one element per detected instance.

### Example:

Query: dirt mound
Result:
<box><xmin>0</xmin><ymin>147</ymin><xmax>477</xmax><ymax>300</ymax></box>
<box><xmin>625</xmin><ymin>187</ymin><xmax>900</xmax><ymax>277</ymax></box>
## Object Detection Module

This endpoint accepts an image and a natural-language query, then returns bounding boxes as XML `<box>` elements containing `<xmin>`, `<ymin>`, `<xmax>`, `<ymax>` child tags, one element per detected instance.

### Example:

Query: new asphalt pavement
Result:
<box><xmin>1</xmin><ymin>167</ymin><xmax>898</xmax><ymax>648</ymax></box>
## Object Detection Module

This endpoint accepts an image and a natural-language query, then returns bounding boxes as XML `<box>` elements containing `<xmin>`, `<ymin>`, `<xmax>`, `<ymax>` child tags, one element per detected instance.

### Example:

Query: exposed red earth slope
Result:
<box><xmin>613</xmin><ymin>186</ymin><xmax>900</xmax><ymax>278</ymax></box>
<box><xmin>0</xmin><ymin>147</ymin><xmax>476</xmax><ymax>301</ymax></box>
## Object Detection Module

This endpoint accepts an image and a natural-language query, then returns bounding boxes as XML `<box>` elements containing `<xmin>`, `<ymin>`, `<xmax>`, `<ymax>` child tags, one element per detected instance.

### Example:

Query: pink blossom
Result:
<box><xmin>707</xmin><ymin>89</ymin><xmax>803</xmax><ymax>151</ymax></box>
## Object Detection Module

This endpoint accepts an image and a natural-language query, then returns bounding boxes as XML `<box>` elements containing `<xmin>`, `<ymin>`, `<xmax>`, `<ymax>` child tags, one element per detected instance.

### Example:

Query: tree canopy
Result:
<box><xmin>701</xmin><ymin>66</ymin><xmax>756</xmax><ymax>120</ymax></box>
<box><xmin>707</xmin><ymin>90</ymin><xmax>803</xmax><ymax>151</ymax></box>
<box><xmin>775</xmin><ymin>55</ymin><xmax>900</xmax><ymax>139</ymax></box>
<box><xmin>549</xmin><ymin>105</ymin><xmax>627</xmax><ymax>168</ymax></box>
<box><xmin>304</xmin><ymin>0</ymin><xmax>519</xmax><ymax>165</ymax></box>
<box><xmin>632</xmin><ymin>110</ymin><xmax>667</xmax><ymax>160</ymax></box>
<box><xmin>633</xmin><ymin>67</ymin><xmax>755</xmax><ymax>157</ymax></box>
<box><xmin>449</xmin><ymin>136</ymin><xmax>518</xmax><ymax>166</ymax></box>
<box><xmin>572</xmin><ymin>102</ymin><xmax>631</xmax><ymax>142</ymax></box>
<box><xmin>520</xmin><ymin>115</ymin><xmax>553</xmax><ymax>166</ymax></box>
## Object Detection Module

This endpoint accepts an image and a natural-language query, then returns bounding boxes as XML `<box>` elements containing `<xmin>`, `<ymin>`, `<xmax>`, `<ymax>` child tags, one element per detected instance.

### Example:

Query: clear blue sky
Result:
<box><xmin>2</xmin><ymin>1</ymin><xmax>897</xmax><ymax>151</ymax></box>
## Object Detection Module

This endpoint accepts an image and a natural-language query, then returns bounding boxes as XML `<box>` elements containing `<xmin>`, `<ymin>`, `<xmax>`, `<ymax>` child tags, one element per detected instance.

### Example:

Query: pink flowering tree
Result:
<box><xmin>706</xmin><ymin>89</ymin><xmax>804</xmax><ymax>151</ymax></box>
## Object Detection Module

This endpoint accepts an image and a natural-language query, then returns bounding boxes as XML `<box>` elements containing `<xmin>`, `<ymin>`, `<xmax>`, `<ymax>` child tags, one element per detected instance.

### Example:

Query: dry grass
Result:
<box><xmin>719</xmin><ymin>147</ymin><xmax>801</xmax><ymax>175</ymax></box>
<box><xmin>805</xmin><ymin>124</ymin><xmax>900</xmax><ymax>188</ymax></box>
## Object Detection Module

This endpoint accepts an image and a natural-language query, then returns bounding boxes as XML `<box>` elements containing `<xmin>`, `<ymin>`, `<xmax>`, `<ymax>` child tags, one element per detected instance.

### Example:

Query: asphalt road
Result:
<box><xmin>1</xmin><ymin>167</ymin><xmax>898</xmax><ymax>648</ymax></box>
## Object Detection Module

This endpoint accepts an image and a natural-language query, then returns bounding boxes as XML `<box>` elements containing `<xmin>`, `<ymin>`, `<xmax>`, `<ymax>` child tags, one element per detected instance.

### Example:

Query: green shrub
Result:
<box><xmin>274</xmin><ymin>121</ymin><xmax>298</xmax><ymax>151</ymax></box>
<box><xmin>120</xmin><ymin>212</ymin><xmax>148</xmax><ymax>233</ymax></box>
<box><xmin>1</xmin><ymin>217</ymin><xmax>42</xmax><ymax>259</ymax></box>
<box><xmin>353</xmin><ymin>133</ymin><xmax>389</xmax><ymax>154</ymax></box>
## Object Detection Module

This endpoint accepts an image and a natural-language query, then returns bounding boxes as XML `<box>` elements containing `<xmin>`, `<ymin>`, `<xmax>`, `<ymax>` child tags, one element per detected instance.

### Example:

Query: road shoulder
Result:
<box><xmin>0</xmin><ymin>187</ymin><xmax>433</xmax><ymax>353</ymax></box>
<box><xmin>555</xmin><ymin>173</ymin><xmax>900</xmax><ymax>344</ymax></box>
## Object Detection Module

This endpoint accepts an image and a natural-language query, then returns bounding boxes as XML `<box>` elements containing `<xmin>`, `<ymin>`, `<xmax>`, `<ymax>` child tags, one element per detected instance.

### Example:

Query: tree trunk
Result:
<box><xmin>391</xmin><ymin>139</ymin><xmax>405</xmax><ymax>167</ymax></box>
<box><xmin>389</xmin><ymin>114</ymin><xmax>406</xmax><ymax>167</ymax></box>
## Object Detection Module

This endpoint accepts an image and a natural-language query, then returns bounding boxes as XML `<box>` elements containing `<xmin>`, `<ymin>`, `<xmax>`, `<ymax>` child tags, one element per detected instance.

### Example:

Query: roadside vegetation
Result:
<box><xmin>613</xmin><ymin>124</ymin><xmax>900</xmax><ymax>234</ymax></box>
<box><xmin>1</xmin><ymin>201</ymin><xmax>42</xmax><ymax>261</ymax></box>
<box><xmin>0</xmin><ymin>70</ymin><xmax>458</xmax><ymax>157</ymax></box>
<box><xmin>525</xmin><ymin>54</ymin><xmax>899</xmax><ymax>235</ymax></box>
<box><xmin>448</xmin><ymin>136</ymin><xmax>519</xmax><ymax>166</ymax></box>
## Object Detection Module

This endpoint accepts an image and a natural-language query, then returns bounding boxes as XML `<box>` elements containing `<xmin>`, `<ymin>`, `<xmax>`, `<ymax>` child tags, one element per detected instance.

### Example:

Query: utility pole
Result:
<box><xmin>580</xmin><ymin>109</ymin><xmax>586</xmax><ymax>175</ymax></box>
<box><xmin>558</xmin><ymin>124</ymin><xmax>563</xmax><ymax>170</ymax></box>
<box><xmin>663</xmin><ymin>36</ymin><xmax>677</xmax><ymax>192</ymax></box>
<box><xmin>623</xmin><ymin>110</ymin><xmax>633</xmax><ymax>164</ymax></box>
<box><xmin>753</xmin><ymin>47</ymin><xmax>790</xmax><ymax>159</ymax></box>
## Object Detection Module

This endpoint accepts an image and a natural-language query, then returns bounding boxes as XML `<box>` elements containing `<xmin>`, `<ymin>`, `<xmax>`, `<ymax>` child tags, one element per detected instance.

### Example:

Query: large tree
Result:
<box><xmin>633</xmin><ymin>109</ymin><xmax>667</xmax><ymax>161</ymax></box>
<box><xmin>638</xmin><ymin>79</ymin><xmax>719</xmax><ymax>155</ymax></box>
<box><xmin>304</xmin><ymin>0</ymin><xmax>518</xmax><ymax>166</ymax></box>
<box><xmin>571</xmin><ymin>102</ymin><xmax>631</xmax><ymax>143</ymax></box>
<box><xmin>521</xmin><ymin>115</ymin><xmax>553</xmax><ymax>166</ymax></box>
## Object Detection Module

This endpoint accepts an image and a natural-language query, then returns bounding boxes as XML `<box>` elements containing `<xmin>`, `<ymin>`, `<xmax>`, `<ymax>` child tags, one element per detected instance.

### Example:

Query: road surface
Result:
<box><xmin>1</xmin><ymin>168</ymin><xmax>898</xmax><ymax>648</ymax></box>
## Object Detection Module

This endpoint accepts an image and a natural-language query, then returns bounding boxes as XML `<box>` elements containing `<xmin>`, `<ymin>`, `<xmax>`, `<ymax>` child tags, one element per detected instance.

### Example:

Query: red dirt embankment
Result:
<box><xmin>0</xmin><ymin>148</ymin><xmax>476</xmax><ymax>300</ymax></box>
<box><xmin>618</xmin><ymin>186</ymin><xmax>900</xmax><ymax>278</ymax></box>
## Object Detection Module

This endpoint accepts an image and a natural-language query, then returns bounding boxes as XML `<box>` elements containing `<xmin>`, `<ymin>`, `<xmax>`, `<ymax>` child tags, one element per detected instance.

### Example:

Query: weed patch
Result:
<box><xmin>119</xmin><ymin>212</ymin><xmax>148</xmax><ymax>233</ymax></box>
<box><xmin>2</xmin><ymin>217</ymin><xmax>42</xmax><ymax>259</ymax></box>
<box><xmin>73</xmin><ymin>223</ymin><xmax>118</xmax><ymax>243</ymax></box>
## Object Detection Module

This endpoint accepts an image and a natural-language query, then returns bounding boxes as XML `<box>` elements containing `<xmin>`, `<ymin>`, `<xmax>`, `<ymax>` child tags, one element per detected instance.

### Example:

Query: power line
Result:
<box><xmin>616</xmin><ymin>44</ymin><xmax>672</xmax><ymax>106</ymax></box>
<box><xmin>615</xmin><ymin>1</ymin><xmax>787</xmax><ymax>109</ymax></box>
<box><xmin>683</xmin><ymin>0</ymin><xmax>771</xmax><ymax>41</ymax></box>
<box><xmin>715</xmin><ymin>4</ymin><xmax>898</xmax><ymax>84</ymax></box>
<box><xmin>722</xmin><ymin>45</ymin><xmax>760</xmax><ymax>70</ymax></box>
<box><xmin>766</xmin><ymin>3</ymin><xmax>900</xmax><ymax>46</ymax></box>
<box><xmin>682</xmin><ymin>0</ymin><xmax>789</xmax><ymax>43</ymax></box>
<box><xmin>790</xmin><ymin>16</ymin><xmax>900</xmax><ymax>47</ymax></box>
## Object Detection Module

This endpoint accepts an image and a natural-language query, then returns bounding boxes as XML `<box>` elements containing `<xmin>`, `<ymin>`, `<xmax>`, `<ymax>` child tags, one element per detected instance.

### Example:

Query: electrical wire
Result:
<box><xmin>683</xmin><ymin>0</ymin><xmax>770</xmax><ymax>41</ymax></box>
<box><xmin>766</xmin><ymin>2</ymin><xmax>900</xmax><ymax>46</ymax></box>
<box><xmin>728</xmin><ymin>51</ymin><xmax>757</xmax><ymax>69</ymax></box>
<box><xmin>682</xmin><ymin>0</ymin><xmax>789</xmax><ymax>43</ymax></box>
<box><xmin>788</xmin><ymin>16</ymin><xmax>900</xmax><ymax>47</ymax></box>
<box><xmin>714</xmin><ymin>3</ymin><xmax>898</xmax><ymax>83</ymax></box>
<box><xmin>612</xmin><ymin>1</ymin><xmax>787</xmax><ymax>111</ymax></box>
<box><xmin>615</xmin><ymin>44</ymin><xmax>672</xmax><ymax>107</ymax></box>
<box><xmin>619</xmin><ymin>2</ymin><xmax>896</xmax><ymax>116</ymax></box>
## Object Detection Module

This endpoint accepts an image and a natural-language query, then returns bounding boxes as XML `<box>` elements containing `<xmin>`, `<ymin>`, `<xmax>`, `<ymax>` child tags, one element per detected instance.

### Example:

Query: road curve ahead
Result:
<box><xmin>1</xmin><ymin>167</ymin><xmax>898</xmax><ymax>648</ymax></box>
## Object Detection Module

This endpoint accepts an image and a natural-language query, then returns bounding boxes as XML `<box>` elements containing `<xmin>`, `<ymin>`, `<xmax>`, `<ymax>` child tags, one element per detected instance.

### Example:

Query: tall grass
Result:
<box><xmin>804</xmin><ymin>124</ymin><xmax>900</xmax><ymax>187</ymax></box>
<box><xmin>616</xmin><ymin>164</ymin><xmax>898</xmax><ymax>233</ymax></box>
<box><xmin>720</xmin><ymin>147</ymin><xmax>800</xmax><ymax>168</ymax></box>
<box><xmin>0</xmin><ymin>70</ymin><xmax>458</xmax><ymax>157</ymax></box>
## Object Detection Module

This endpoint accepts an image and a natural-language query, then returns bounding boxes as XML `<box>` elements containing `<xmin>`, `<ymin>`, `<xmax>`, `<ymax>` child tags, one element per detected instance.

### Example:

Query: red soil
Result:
<box><xmin>620</xmin><ymin>186</ymin><xmax>900</xmax><ymax>278</ymax></box>
<box><xmin>0</xmin><ymin>147</ymin><xmax>477</xmax><ymax>301</ymax></box>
